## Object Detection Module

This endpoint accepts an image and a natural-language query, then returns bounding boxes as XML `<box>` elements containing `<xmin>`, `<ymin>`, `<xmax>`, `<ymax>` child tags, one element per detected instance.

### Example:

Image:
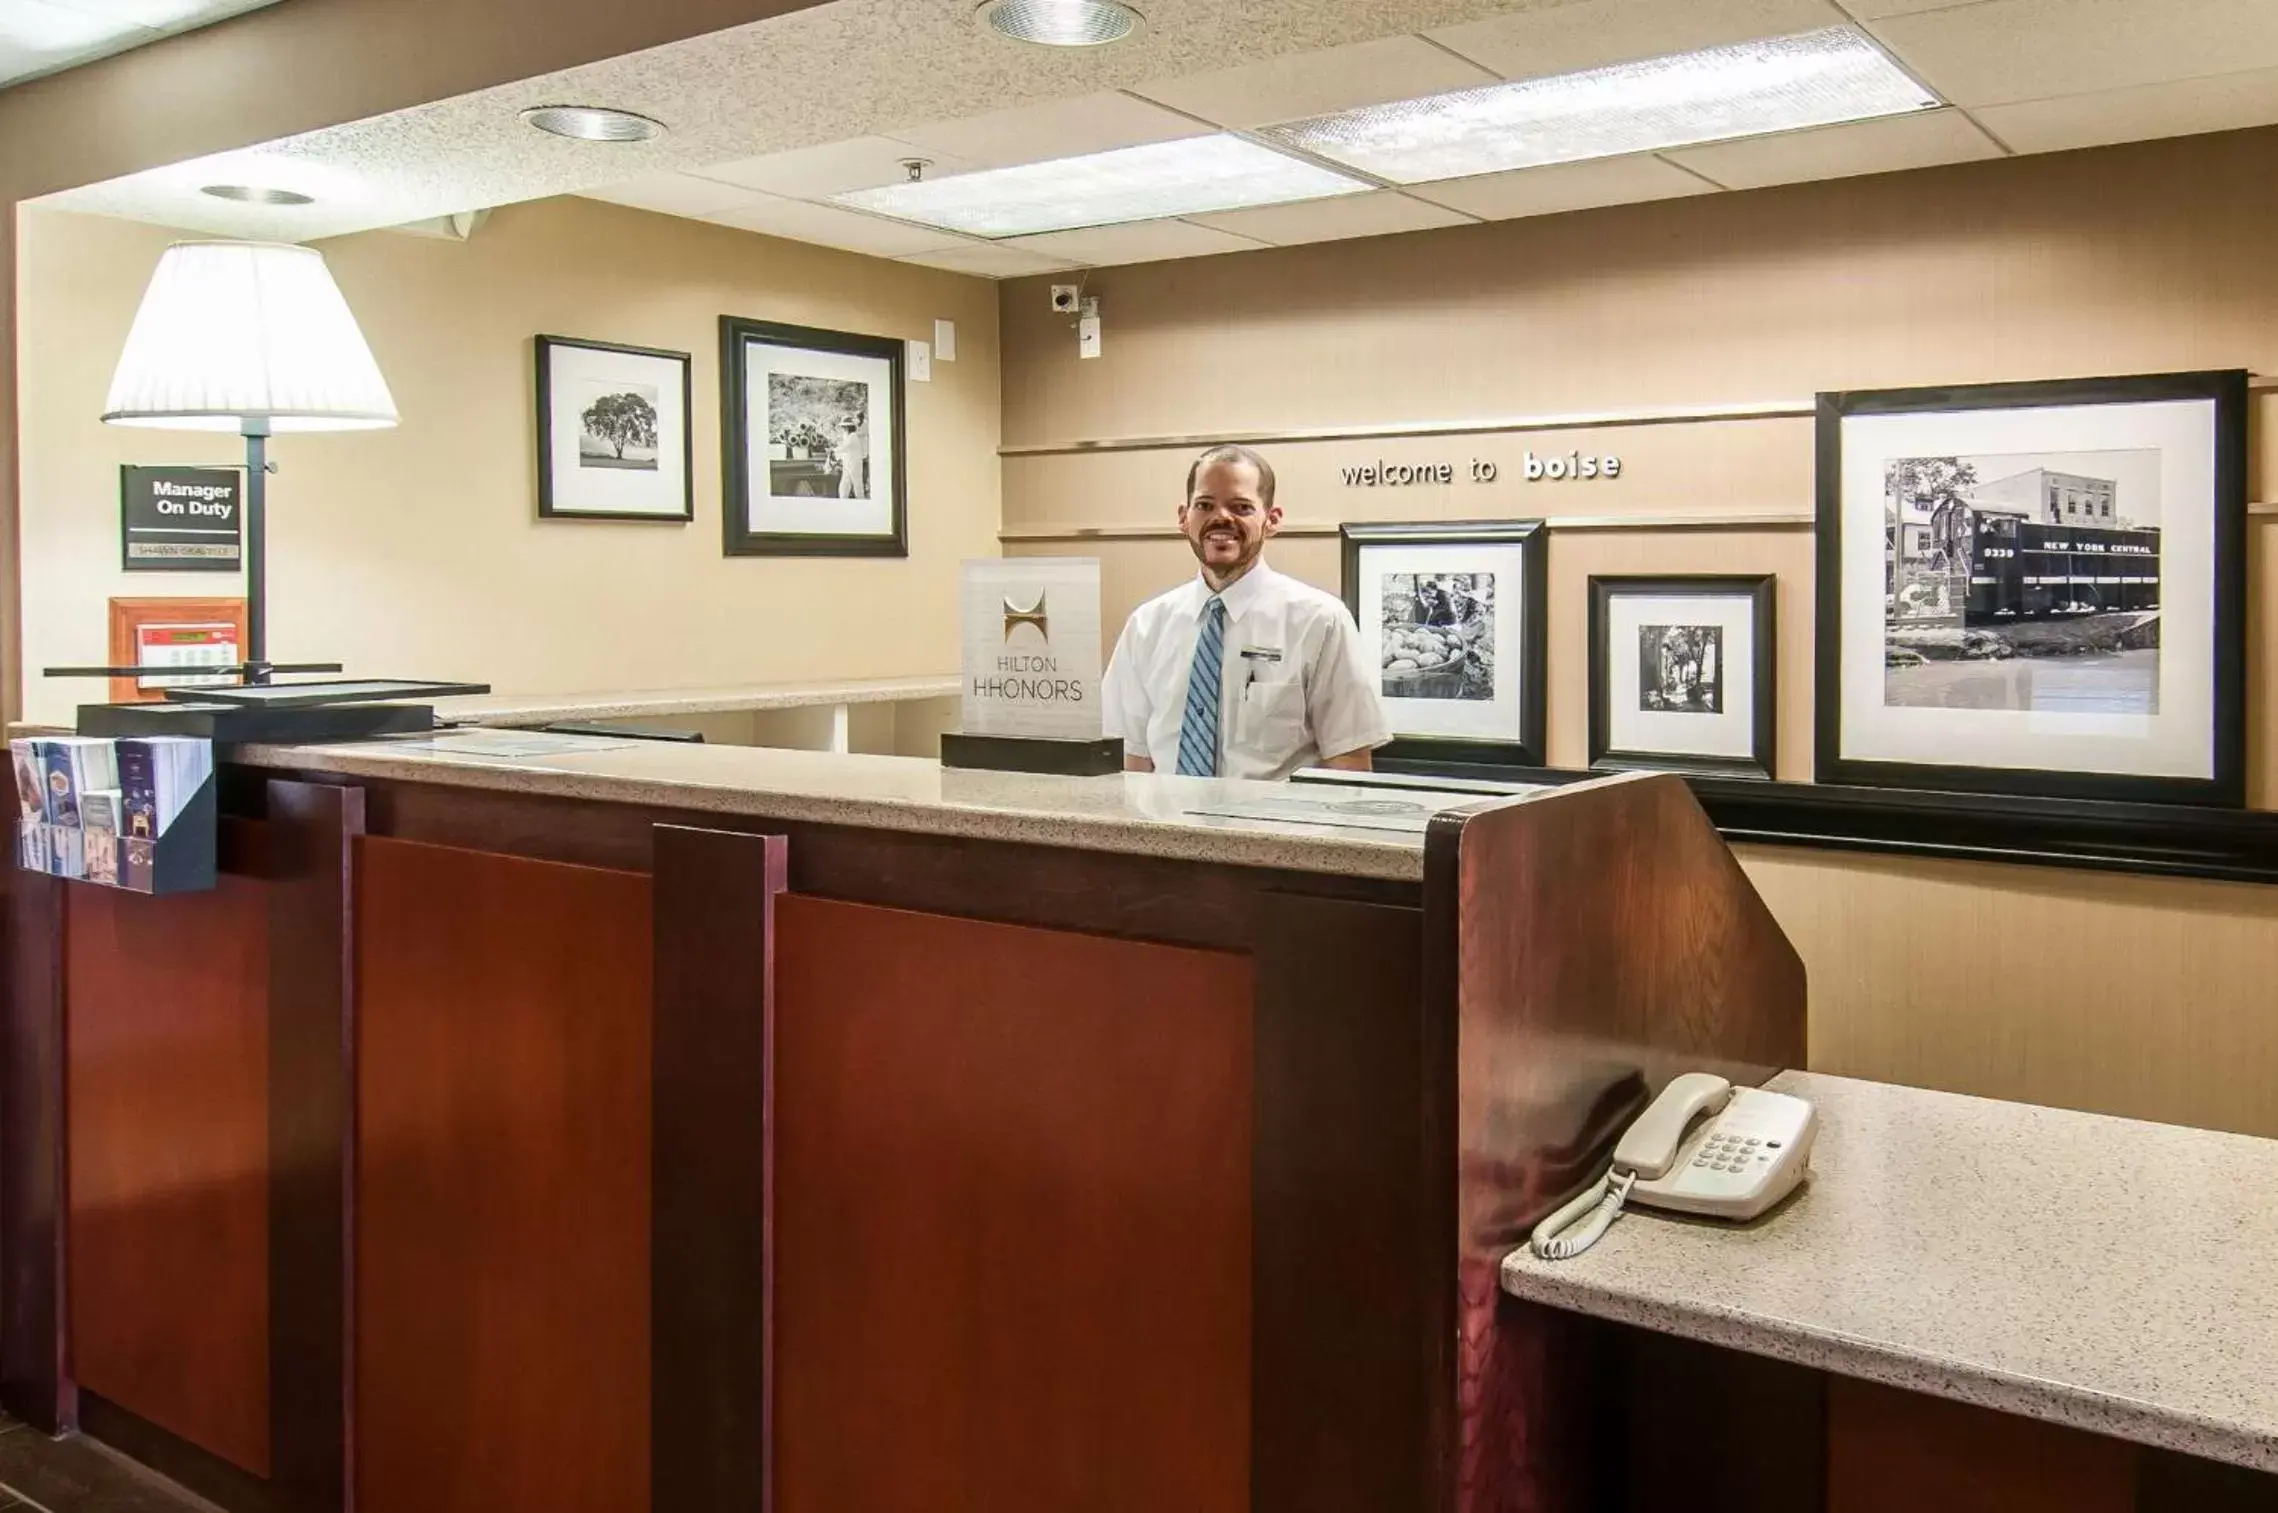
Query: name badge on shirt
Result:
<box><xmin>1238</xmin><ymin>647</ymin><xmax>1283</xmax><ymax>664</ymax></box>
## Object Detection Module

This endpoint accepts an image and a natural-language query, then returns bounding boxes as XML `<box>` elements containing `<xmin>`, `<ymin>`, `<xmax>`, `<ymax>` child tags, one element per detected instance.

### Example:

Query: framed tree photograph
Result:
<box><xmin>1340</xmin><ymin>520</ymin><xmax>1547</xmax><ymax>769</ymax></box>
<box><xmin>1589</xmin><ymin>575</ymin><xmax>1776</xmax><ymax>779</ymax></box>
<box><xmin>1817</xmin><ymin>369</ymin><xmax>2246</xmax><ymax>806</ymax></box>
<box><xmin>720</xmin><ymin>315</ymin><xmax>906</xmax><ymax>557</ymax></box>
<box><xmin>534</xmin><ymin>336</ymin><xmax>694</xmax><ymax>521</ymax></box>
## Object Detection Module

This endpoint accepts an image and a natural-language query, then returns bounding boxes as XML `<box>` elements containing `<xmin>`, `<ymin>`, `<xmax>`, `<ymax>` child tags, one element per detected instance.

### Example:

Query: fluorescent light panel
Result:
<box><xmin>1259</xmin><ymin>27</ymin><xmax>1940</xmax><ymax>184</ymax></box>
<box><xmin>836</xmin><ymin>134</ymin><xmax>1367</xmax><ymax>238</ymax></box>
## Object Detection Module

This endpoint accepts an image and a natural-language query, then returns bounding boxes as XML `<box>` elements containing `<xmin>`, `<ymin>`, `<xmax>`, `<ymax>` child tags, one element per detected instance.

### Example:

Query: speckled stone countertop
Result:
<box><xmin>230</xmin><ymin>732</ymin><xmax>1510</xmax><ymax>880</ymax></box>
<box><xmin>427</xmin><ymin>675</ymin><xmax>962</xmax><ymax>727</ymax></box>
<box><xmin>1501</xmin><ymin>1071</ymin><xmax>2278</xmax><ymax>1470</ymax></box>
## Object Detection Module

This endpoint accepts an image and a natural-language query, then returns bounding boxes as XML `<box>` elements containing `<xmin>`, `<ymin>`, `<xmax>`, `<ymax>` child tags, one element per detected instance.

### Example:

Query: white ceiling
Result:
<box><xmin>30</xmin><ymin>0</ymin><xmax>2278</xmax><ymax>277</ymax></box>
<box><xmin>0</xmin><ymin>0</ymin><xmax>280</xmax><ymax>90</ymax></box>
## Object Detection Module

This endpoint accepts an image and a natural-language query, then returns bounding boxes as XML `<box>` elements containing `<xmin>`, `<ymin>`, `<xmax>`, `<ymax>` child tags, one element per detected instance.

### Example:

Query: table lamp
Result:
<box><xmin>99</xmin><ymin>240</ymin><xmax>398</xmax><ymax>685</ymax></box>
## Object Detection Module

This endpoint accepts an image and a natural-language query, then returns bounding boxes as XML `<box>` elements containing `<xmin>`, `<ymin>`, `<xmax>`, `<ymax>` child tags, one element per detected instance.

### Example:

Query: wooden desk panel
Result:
<box><xmin>66</xmin><ymin>877</ymin><xmax>271</xmax><ymax>1478</ymax></box>
<box><xmin>354</xmin><ymin>837</ymin><xmax>652</xmax><ymax>1513</ymax></box>
<box><xmin>770</xmin><ymin>895</ymin><xmax>1253</xmax><ymax>1513</ymax></box>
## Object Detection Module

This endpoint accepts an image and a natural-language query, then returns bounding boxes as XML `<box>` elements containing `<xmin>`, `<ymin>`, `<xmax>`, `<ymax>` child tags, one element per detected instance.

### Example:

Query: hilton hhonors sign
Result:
<box><xmin>959</xmin><ymin>558</ymin><xmax>1104</xmax><ymax>740</ymax></box>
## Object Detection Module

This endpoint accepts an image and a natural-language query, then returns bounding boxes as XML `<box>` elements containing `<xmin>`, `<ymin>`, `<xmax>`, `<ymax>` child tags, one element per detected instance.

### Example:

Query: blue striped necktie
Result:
<box><xmin>1175</xmin><ymin>597</ymin><xmax>1227</xmax><ymax>777</ymax></box>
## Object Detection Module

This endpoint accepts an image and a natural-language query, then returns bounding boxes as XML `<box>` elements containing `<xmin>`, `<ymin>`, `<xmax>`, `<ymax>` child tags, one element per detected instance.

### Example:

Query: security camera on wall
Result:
<box><xmin>1050</xmin><ymin>284</ymin><xmax>1081</xmax><ymax>314</ymax></box>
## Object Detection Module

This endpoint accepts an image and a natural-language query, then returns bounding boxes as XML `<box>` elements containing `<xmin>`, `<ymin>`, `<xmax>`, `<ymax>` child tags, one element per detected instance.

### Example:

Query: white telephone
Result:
<box><xmin>1529</xmin><ymin>1072</ymin><xmax>1817</xmax><ymax>1260</ymax></box>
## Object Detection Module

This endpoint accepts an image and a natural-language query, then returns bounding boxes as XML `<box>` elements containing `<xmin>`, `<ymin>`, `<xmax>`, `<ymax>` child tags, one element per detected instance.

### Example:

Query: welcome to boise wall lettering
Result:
<box><xmin>1339</xmin><ymin>451</ymin><xmax>1622</xmax><ymax>487</ymax></box>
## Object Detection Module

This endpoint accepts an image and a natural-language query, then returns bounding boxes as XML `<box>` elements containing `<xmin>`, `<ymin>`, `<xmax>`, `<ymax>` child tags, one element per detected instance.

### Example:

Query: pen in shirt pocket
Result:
<box><xmin>1238</xmin><ymin>646</ymin><xmax>1281</xmax><ymax>700</ymax></box>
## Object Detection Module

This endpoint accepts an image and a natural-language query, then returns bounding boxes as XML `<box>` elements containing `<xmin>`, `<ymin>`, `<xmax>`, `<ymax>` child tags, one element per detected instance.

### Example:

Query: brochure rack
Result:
<box><xmin>13</xmin><ymin>737</ymin><xmax>218</xmax><ymax>895</ymax></box>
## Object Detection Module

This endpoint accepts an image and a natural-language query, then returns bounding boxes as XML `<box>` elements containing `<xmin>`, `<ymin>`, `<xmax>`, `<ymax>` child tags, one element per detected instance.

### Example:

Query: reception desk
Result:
<box><xmin>0</xmin><ymin>736</ymin><xmax>1807</xmax><ymax>1513</ymax></box>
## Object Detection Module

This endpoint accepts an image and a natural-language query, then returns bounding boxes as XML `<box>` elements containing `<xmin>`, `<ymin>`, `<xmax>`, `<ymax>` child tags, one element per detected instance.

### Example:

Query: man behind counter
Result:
<box><xmin>1102</xmin><ymin>444</ymin><xmax>1391</xmax><ymax>779</ymax></box>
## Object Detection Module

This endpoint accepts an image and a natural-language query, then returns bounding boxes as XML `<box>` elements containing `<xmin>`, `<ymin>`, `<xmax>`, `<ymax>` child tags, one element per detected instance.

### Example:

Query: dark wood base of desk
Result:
<box><xmin>1593</xmin><ymin>1324</ymin><xmax>2278</xmax><ymax>1513</ymax></box>
<box><xmin>2</xmin><ymin>765</ymin><xmax>1803</xmax><ymax>1513</ymax></box>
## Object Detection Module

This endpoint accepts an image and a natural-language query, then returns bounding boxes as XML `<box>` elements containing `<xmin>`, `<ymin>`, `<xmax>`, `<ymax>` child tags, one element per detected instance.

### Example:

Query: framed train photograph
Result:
<box><xmin>1815</xmin><ymin>370</ymin><xmax>2246</xmax><ymax>807</ymax></box>
<box><xmin>1340</xmin><ymin>520</ymin><xmax>1547</xmax><ymax>769</ymax></box>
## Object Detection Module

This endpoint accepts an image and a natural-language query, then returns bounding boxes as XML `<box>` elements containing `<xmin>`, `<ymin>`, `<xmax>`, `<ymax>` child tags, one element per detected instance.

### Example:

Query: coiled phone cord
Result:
<box><xmin>1529</xmin><ymin>1167</ymin><xmax>1636</xmax><ymax>1260</ymax></box>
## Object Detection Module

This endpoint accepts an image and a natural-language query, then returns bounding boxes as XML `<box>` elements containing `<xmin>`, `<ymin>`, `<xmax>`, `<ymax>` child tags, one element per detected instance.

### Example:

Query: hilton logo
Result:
<box><xmin>1003</xmin><ymin>592</ymin><xmax>1049</xmax><ymax>641</ymax></box>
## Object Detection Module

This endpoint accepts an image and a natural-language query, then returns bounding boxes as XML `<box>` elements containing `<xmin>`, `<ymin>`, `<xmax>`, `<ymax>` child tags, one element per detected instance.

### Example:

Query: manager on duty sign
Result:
<box><xmin>120</xmin><ymin>465</ymin><xmax>242</xmax><ymax>572</ymax></box>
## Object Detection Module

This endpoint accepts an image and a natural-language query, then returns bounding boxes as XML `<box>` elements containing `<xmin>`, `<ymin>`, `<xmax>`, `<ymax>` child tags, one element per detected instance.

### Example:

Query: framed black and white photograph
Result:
<box><xmin>534</xmin><ymin>336</ymin><xmax>693</xmax><ymax>521</ymax></box>
<box><xmin>1341</xmin><ymin>520</ymin><xmax>1547</xmax><ymax>768</ymax></box>
<box><xmin>1817</xmin><ymin>370</ymin><xmax>2245</xmax><ymax>806</ymax></box>
<box><xmin>1590</xmin><ymin>575</ymin><xmax>1776</xmax><ymax>779</ymax></box>
<box><xmin>720</xmin><ymin>315</ymin><xmax>906</xmax><ymax>557</ymax></box>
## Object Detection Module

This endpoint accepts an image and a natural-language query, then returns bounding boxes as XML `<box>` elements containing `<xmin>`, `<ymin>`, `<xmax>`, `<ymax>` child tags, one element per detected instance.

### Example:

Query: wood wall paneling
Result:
<box><xmin>354</xmin><ymin>837</ymin><xmax>652</xmax><ymax>1513</ymax></box>
<box><xmin>266</xmin><ymin>781</ymin><xmax>364</xmax><ymax>1513</ymax></box>
<box><xmin>1250</xmin><ymin>892</ymin><xmax>1428</xmax><ymax>1513</ymax></box>
<box><xmin>1432</xmin><ymin>772</ymin><xmax>1806</xmax><ymax>1513</ymax></box>
<box><xmin>1825</xmin><ymin>1376</ymin><xmax>2134</xmax><ymax>1513</ymax></box>
<box><xmin>769</xmin><ymin>895</ymin><xmax>1252</xmax><ymax>1513</ymax></box>
<box><xmin>1741</xmin><ymin>844</ymin><xmax>2278</xmax><ymax>1137</ymax></box>
<box><xmin>66</xmin><ymin>876</ymin><xmax>271</xmax><ymax>1477</ymax></box>
<box><xmin>650</xmin><ymin>825</ymin><xmax>786</xmax><ymax>1513</ymax></box>
<box><xmin>1</xmin><ymin>867</ymin><xmax>67</xmax><ymax>1431</ymax></box>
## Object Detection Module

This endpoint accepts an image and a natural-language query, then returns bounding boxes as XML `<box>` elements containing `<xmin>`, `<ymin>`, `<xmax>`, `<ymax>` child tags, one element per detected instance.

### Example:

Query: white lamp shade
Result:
<box><xmin>102</xmin><ymin>241</ymin><xmax>398</xmax><ymax>433</ymax></box>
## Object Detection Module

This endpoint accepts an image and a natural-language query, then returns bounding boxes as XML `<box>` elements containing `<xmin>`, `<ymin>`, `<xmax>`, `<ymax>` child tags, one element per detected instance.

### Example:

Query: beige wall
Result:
<box><xmin>15</xmin><ymin>198</ymin><xmax>997</xmax><ymax>723</ymax></box>
<box><xmin>1000</xmin><ymin>126</ymin><xmax>2278</xmax><ymax>1137</ymax></box>
<box><xmin>0</xmin><ymin>0</ymin><xmax>837</xmax><ymax>726</ymax></box>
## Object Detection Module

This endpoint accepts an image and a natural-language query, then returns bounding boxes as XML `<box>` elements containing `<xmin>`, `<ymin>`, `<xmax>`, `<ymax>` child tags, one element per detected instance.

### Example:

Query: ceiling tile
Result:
<box><xmin>0</xmin><ymin>0</ymin><xmax>137</xmax><ymax>73</ymax></box>
<box><xmin>45</xmin><ymin>0</ymin><xmax>274</xmax><ymax>27</ymax></box>
<box><xmin>888</xmin><ymin>90</ymin><xmax>1204</xmax><ymax>169</ymax></box>
<box><xmin>1404</xmin><ymin>152</ymin><xmax>1717</xmax><ymax>220</ymax></box>
<box><xmin>705</xmin><ymin>192</ymin><xmax>974</xmax><ymax>257</ymax></box>
<box><xmin>1833</xmin><ymin>0</ymin><xmax>1996</xmax><ymax>16</ymax></box>
<box><xmin>1869</xmin><ymin>0</ymin><xmax>2278</xmax><ymax>108</ymax></box>
<box><xmin>694</xmin><ymin>135</ymin><xmax>974</xmax><ymax>199</ymax></box>
<box><xmin>1130</xmin><ymin>34</ymin><xmax>1500</xmax><ymax>130</ymax></box>
<box><xmin>580</xmin><ymin>172</ymin><xmax>760</xmax><ymax>219</ymax></box>
<box><xmin>1005</xmin><ymin>219</ymin><xmax>1269</xmax><ymax>268</ymax></box>
<box><xmin>1188</xmin><ymin>189</ymin><xmax>1475</xmax><ymax>246</ymax></box>
<box><xmin>896</xmin><ymin>242</ymin><xmax>1081</xmax><ymax>278</ymax></box>
<box><xmin>1974</xmin><ymin>64</ymin><xmax>2278</xmax><ymax>153</ymax></box>
<box><xmin>1668</xmin><ymin>106</ymin><xmax>2001</xmax><ymax>187</ymax></box>
<box><xmin>1427</xmin><ymin>0</ymin><xmax>1852</xmax><ymax>82</ymax></box>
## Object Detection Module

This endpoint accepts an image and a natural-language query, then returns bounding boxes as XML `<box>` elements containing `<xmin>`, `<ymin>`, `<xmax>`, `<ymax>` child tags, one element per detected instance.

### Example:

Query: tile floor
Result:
<box><xmin>0</xmin><ymin>1418</ymin><xmax>208</xmax><ymax>1513</ymax></box>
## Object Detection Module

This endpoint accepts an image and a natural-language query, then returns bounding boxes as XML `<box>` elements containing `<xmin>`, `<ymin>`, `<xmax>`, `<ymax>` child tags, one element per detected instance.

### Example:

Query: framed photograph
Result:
<box><xmin>1589</xmin><ymin>575</ymin><xmax>1776</xmax><ymax>779</ymax></box>
<box><xmin>1340</xmin><ymin>521</ymin><xmax>1547</xmax><ymax>768</ymax></box>
<box><xmin>1817</xmin><ymin>370</ymin><xmax>2246</xmax><ymax>806</ymax></box>
<box><xmin>534</xmin><ymin>336</ymin><xmax>694</xmax><ymax>522</ymax></box>
<box><xmin>720</xmin><ymin>316</ymin><xmax>906</xmax><ymax>557</ymax></box>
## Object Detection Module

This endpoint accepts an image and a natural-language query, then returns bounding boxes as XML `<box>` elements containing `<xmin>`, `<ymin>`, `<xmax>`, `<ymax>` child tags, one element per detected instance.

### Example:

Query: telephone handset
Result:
<box><xmin>1530</xmin><ymin>1072</ymin><xmax>1817</xmax><ymax>1260</ymax></box>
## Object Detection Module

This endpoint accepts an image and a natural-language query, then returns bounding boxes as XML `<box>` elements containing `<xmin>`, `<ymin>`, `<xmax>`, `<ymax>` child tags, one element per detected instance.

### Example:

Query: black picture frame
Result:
<box><xmin>534</xmin><ymin>335</ymin><xmax>695</xmax><ymax>523</ymax></box>
<box><xmin>1340</xmin><ymin>520</ymin><xmax>1548</xmax><ymax>769</ymax></box>
<box><xmin>1588</xmin><ymin>574</ymin><xmax>1776</xmax><ymax>780</ymax></box>
<box><xmin>1815</xmin><ymin>369</ymin><xmax>2247</xmax><ymax>808</ymax></box>
<box><xmin>719</xmin><ymin>315</ymin><xmax>908</xmax><ymax>558</ymax></box>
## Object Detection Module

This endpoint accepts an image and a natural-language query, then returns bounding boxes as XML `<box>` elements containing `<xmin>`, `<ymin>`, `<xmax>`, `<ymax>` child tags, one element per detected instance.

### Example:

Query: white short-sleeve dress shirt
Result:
<box><xmin>1102</xmin><ymin>562</ymin><xmax>1393</xmax><ymax>781</ymax></box>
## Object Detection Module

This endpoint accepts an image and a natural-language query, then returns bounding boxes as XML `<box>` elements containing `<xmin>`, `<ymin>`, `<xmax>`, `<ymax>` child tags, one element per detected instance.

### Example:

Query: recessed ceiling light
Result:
<box><xmin>1257</xmin><ymin>27</ymin><xmax>1939</xmax><ymax>185</ymax></box>
<box><xmin>836</xmin><ymin>134</ymin><xmax>1365</xmax><ymax>238</ymax></box>
<box><xmin>200</xmin><ymin>184</ymin><xmax>315</xmax><ymax>205</ymax></box>
<box><xmin>977</xmin><ymin>0</ymin><xmax>1142</xmax><ymax>47</ymax></box>
<box><xmin>520</xmin><ymin>105</ymin><xmax>667</xmax><ymax>143</ymax></box>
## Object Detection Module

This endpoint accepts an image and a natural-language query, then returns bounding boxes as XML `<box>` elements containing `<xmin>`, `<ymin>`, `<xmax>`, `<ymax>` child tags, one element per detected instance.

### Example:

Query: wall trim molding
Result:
<box><xmin>999</xmin><ymin>512</ymin><xmax>1821</xmax><ymax>544</ymax></box>
<box><xmin>1000</xmin><ymin>376</ymin><xmax>2278</xmax><ymax>459</ymax></box>
<box><xmin>1004</xmin><ymin>502</ymin><xmax>2278</xmax><ymax>543</ymax></box>
<box><xmin>997</xmin><ymin>398</ymin><xmax>1816</xmax><ymax>458</ymax></box>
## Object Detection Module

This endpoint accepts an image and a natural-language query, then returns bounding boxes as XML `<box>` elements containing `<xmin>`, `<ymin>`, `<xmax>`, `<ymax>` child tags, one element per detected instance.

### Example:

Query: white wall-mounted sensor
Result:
<box><xmin>1050</xmin><ymin>284</ymin><xmax>1081</xmax><ymax>313</ymax></box>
